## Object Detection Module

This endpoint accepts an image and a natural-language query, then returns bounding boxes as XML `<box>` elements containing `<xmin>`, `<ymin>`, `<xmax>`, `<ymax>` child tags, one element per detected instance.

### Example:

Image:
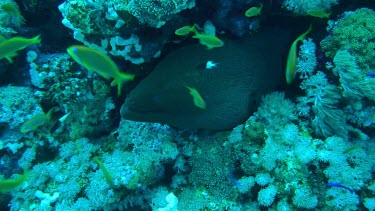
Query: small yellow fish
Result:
<box><xmin>245</xmin><ymin>3</ymin><xmax>263</xmax><ymax>18</ymax></box>
<box><xmin>67</xmin><ymin>45</ymin><xmax>135</xmax><ymax>96</ymax></box>
<box><xmin>0</xmin><ymin>35</ymin><xmax>41</xmax><ymax>63</ymax></box>
<box><xmin>20</xmin><ymin>114</ymin><xmax>48</xmax><ymax>134</ymax></box>
<box><xmin>20</xmin><ymin>107</ymin><xmax>58</xmax><ymax>134</ymax></box>
<box><xmin>285</xmin><ymin>24</ymin><xmax>312</xmax><ymax>84</ymax></box>
<box><xmin>175</xmin><ymin>25</ymin><xmax>197</xmax><ymax>36</ymax></box>
<box><xmin>0</xmin><ymin>171</ymin><xmax>29</xmax><ymax>194</ymax></box>
<box><xmin>192</xmin><ymin>32</ymin><xmax>224</xmax><ymax>49</ymax></box>
<box><xmin>307</xmin><ymin>9</ymin><xmax>331</xmax><ymax>18</ymax></box>
<box><xmin>185</xmin><ymin>85</ymin><xmax>206</xmax><ymax>109</ymax></box>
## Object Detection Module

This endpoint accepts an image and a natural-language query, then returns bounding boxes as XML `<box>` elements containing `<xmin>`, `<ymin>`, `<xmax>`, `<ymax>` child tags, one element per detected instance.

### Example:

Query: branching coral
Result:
<box><xmin>296</xmin><ymin>38</ymin><xmax>317</xmax><ymax>79</ymax></box>
<box><xmin>299</xmin><ymin>71</ymin><xmax>348</xmax><ymax>138</ymax></box>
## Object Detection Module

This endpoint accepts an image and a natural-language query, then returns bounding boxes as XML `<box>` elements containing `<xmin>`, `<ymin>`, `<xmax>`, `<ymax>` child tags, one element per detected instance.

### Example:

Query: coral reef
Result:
<box><xmin>58</xmin><ymin>0</ymin><xmax>195</xmax><ymax>64</ymax></box>
<box><xmin>1</xmin><ymin>0</ymin><xmax>375</xmax><ymax>211</ymax></box>
<box><xmin>321</xmin><ymin>8</ymin><xmax>375</xmax><ymax>72</ymax></box>
<box><xmin>126</xmin><ymin>0</ymin><xmax>195</xmax><ymax>28</ymax></box>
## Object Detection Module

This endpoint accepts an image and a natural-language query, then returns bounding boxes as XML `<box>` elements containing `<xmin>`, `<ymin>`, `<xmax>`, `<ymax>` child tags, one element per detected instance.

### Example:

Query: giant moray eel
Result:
<box><xmin>121</xmin><ymin>28</ymin><xmax>290</xmax><ymax>130</ymax></box>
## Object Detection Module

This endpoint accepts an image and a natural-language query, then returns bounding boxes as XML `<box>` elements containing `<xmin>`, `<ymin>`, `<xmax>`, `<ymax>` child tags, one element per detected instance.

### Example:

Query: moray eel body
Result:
<box><xmin>121</xmin><ymin>28</ymin><xmax>290</xmax><ymax>130</ymax></box>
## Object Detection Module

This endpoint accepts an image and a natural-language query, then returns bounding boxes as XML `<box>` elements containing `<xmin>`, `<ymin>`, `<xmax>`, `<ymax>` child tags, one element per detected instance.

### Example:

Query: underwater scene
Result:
<box><xmin>1</xmin><ymin>0</ymin><xmax>375</xmax><ymax>210</ymax></box>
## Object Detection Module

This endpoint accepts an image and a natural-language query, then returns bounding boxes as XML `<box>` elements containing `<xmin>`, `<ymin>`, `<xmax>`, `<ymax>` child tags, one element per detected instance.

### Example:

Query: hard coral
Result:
<box><xmin>0</xmin><ymin>0</ymin><xmax>24</xmax><ymax>36</ymax></box>
<box><xmin>0</xmin><ymin>0</ymin><xmax>25</xmax><ymax>27</ymax></box>
<box><xmin>126</xmin><ymin>0</ymin><xmax>195</xmax><ymax>28</ymax></box>
<box><xmin>283</xmin><ymin>0</ymin><xmax>338</xmax><ymax>15</ymax></box>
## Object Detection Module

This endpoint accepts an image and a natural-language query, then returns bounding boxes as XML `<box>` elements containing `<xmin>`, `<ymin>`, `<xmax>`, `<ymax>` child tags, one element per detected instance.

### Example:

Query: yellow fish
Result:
<box><xmin>93</xmin><ymin>156</ymin><xmax>114</xmax><ymax>188</ymax></box>
<box><xmin>245</xmin><ymin>3</ymin><xmax>263</xmax><ymax>18</ymax></box>
<box><xmin>192</xmin><ymin>32</ymin><xmax>224</xmax><ymax>49</ymax></box>
<box><xmin>20</xmin><ymin>113</ymin><xmax>49</xmax><ymax>134</ymax></box>
<box><xmin>67</xmin><ymin>45</ymin><xmax>135</xmax><ymax>96</ymax></box>
<box><xmin>0</xmin><ymin>171</ymin><xmax>29</xmax><ymax>194</ymax></box>
<box><xmin>185</xmin><ymin>85</ymin><xmax>206</xmax><ymax>109</ymax></box>
<box><xmin>285</xmin><ymin>24</ymin><xmax>312</xmax><ymax>84</ymax></box>
<box><xmin>0</xmin><ymin>35</ymin><xmax>41</xmax><ymax>63</ymax></box>
<box><xmin>175</xmin><ymin>25</ymin><xmax>197</xmax><ymax>36</ymax></box>
<box><xmin>20</xmin><ymin>107</ymin><xmax>58</xmax><ymax>134</ymax></box>
<box><xmin>307</xmin><ymin>9</ymin><xmax>331</xmax><ymax>18</ymax></box>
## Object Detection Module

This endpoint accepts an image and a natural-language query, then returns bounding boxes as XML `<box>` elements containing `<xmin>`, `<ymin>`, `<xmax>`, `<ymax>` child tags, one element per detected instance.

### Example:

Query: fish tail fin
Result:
<box><xmin>296</xmin><ymin>24</ymin><xmax>312</xmax><ymax>42</ymax></box>
<box><xmin>31</xmin><ymin>35</ymin><xmax>41</xmax><ymax>44</ymax></box>
<box><xmin>5</xmin><ymin>56</ymin><xmax>14</xmax><ymax>63</ymax></box>
<box><xmin>192</xmin><ymin>24</ymin><xmax>202</xmax><ymax>33</ymax></box>
<box><xmin>112</xmin><ymin>72</ymin><xmax>135</xmax><ymax>96</ymax></box>
<box><xmin>120</xmin><ymin>72</ymin><xmax>135</xmax><ymax>80</ymax></box>
<box><xmin>191</xmin><ymin>24</ymin><xmax>198</xmax><ymax>34</ymax></box>
<box><xmin>192</xmin><ymin>26</ymin><xmax>201</xmax><ymax>38</ymax></box>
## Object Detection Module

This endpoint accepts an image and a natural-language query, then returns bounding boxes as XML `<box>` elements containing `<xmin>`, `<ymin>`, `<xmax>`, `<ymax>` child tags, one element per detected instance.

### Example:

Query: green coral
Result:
<box><xmin>67</xmin><ymin>91</ymin><xmax>114</xmax><ymax>140</ymax></box>
<box><xmin>243</xmin><ymin>120</ymin><xmax>266</xmax><ymax>145</ymax></box>
<box><xmin>0</xmin><ymin>0</ymin><xmax>24</xmax><ymax>36</ymax></box>
<box><xmin>63</xmin><ymin>0</ymin><xmax>114</xmax><ymax>35</ymax></box>
<box><xmin>188</xmin><ymin>134</ymin><xmax>237</xmax><ymax>200</ymax></box>
<box><xmin>321</xmin><ymin>8</ymin><xmax>375</xmax><ymax>72</ymax></box>
<box><xmin>283</xmin><ymin>0</ymin><xmax>338</xmax><ymax>15</ymax></box>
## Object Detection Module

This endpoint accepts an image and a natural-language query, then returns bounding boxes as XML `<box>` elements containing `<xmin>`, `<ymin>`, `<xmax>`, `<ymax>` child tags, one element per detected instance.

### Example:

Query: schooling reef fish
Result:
<box><xmin>0</xmin><ymin>35</ymin><xmax>41</xmax><ymax>63</ymax></box>
<box><xmin>121</xmin><ymin>28</ymin><xmax>290</xmax><ymax>130</ymax></box>
<box><xmin>192</xmin><ymin>32</ymin><xmax>224</xmax><ymax>50</ymax></box>
<box><xmin>285</xmin><ymin>24</ymin><xmax>312</xmax><ymax>84</ymax></box>
<box><xmin>245</xmin><ymin>3</ymin><xmax>263</xmax><ymax>18</ymax></box>
<box><xmin>175</xmin><ymin>25</ymin><xmax>197</xmax><ymax>36</ymax></box>
<box><xmin>67</xmin><ymin>45</ymin><xmax>135</xmax><ymax>96</ymax></box>
<box><xmin>185</xmin><ymin>85</ymin><xmax>207</xmax><ymax>109</ymax></box>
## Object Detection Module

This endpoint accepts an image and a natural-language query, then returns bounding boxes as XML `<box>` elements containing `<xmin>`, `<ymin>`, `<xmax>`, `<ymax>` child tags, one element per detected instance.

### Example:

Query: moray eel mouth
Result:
<box><xmin>121</xmin><ymin>101</ymin><xmax>151</xmax><ymax>122</ymax></box>
<box><xmin>122</xmin><ymin>98</ymin><xmax>154</xmax><ymax>115</ymax></box>
<box><xmin>121</xmin><ymin>94</ymin><xmax>170</xmax><ymax>123</ymax></box>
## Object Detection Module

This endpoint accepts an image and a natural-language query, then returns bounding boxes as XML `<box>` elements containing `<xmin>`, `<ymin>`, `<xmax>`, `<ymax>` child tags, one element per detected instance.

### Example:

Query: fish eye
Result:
<box><xmin>72</xmin><ymin>47</ymin><xmax>78</xmax><ymax>54</ymax></box>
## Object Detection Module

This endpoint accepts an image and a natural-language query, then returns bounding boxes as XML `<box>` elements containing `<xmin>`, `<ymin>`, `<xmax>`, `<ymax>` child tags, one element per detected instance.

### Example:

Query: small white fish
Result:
<box><xmin>206</xmin><ymin>61</ymin><xmax>218</xmax><ymax>69</ymax></box>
